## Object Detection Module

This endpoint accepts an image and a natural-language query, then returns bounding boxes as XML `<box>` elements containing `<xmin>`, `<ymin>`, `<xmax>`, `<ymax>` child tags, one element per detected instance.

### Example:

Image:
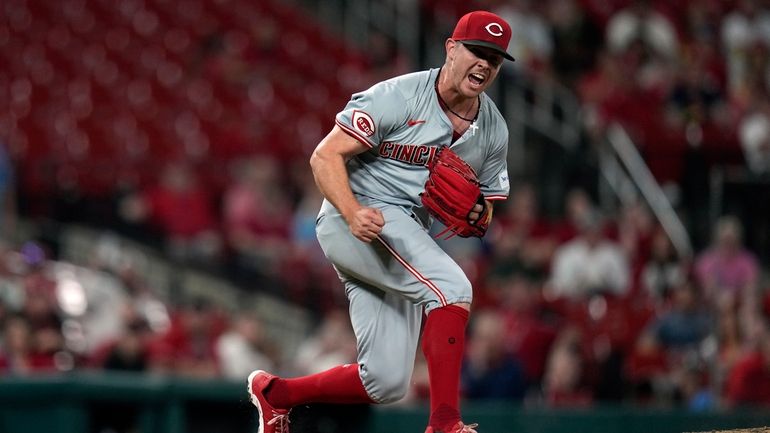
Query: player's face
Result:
<box><xmin>447</xmin><ymin>40</ymin><xmax>503</xmax><ymax>97</ymax></box>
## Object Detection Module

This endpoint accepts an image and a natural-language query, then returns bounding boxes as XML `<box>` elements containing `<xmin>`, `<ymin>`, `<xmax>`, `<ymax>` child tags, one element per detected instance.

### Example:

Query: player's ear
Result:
<box><xmin>445</xmin><ymin>38</ymin><xmax>458</xmax><ymax>60</ymax></box>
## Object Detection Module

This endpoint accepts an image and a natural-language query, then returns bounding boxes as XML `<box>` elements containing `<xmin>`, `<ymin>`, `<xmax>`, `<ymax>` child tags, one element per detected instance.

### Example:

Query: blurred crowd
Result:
<box><xmin>0</xmin><ymin>237</ymin><xmax>355</xmax><ymax>383</ymax></box>
<box><xmin>2</xmin><ymin>183</ymin><xmax>770</xmax><ymax>410</ymax></box>
<box><xmin>1</xmin><ymin>0</ymin><xmax>770</xmax><ymax>413</ymax></box>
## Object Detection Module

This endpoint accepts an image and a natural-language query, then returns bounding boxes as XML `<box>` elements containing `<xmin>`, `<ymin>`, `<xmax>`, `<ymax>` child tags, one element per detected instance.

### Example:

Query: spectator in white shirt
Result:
<box><xmin>548</xmin><ymin>210</ymin><xmax>630</xmax><ymax>300</ymax></box>
<box><xmin>216</xmin><ymin>312</ymin><xmax>276</xmax><ymax>380</ymax></box>
<box><xmin>739</xmin><ymin>98</ymin><xmax>770</xmax><ymax>176</ymax></box>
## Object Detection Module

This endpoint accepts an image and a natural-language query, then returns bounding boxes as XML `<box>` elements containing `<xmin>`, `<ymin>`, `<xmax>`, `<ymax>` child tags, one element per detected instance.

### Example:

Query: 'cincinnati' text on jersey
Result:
<box><xmin>379</xmin><ymin>143</ymin><xmax>439</xmax><ymax>166</ymax></box>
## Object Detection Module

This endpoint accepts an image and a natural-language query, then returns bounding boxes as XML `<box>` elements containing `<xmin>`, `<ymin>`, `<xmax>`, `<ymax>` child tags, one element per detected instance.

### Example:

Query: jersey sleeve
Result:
<box><xmin>478</xmin><ymin>127</ymin><xmax>510</xmax><ymax>201</ymax></box>
<box><xmin>335</xmin><ymin>81</ymin><xmax>408</xmax><ymax>149</ymax></box>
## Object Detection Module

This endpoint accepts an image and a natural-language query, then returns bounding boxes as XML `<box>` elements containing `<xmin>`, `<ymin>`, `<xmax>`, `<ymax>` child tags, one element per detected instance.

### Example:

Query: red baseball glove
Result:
<box><xmin>421</xmin><ymin>146</ymin><xmax>492</xmax><ymax>238</ymax></box>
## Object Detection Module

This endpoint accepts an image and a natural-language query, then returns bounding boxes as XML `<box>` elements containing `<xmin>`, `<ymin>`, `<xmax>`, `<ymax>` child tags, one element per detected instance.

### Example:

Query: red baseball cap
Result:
<box><xmin>452</xmin><ymin>10</ymin><xmax>514</xmax><ymax>61</ymax></box>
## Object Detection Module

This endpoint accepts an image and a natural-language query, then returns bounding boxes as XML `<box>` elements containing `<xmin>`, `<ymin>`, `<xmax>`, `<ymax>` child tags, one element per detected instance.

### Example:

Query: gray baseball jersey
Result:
<box><xmin>335</xmin><ymin>68</ymin><xmax>510</xmax><ymax>207</ymax></box>
<box><xmin>315</xmin><ymin>67</ymin><xmax>510</xmax><ymax>403</ymax></box>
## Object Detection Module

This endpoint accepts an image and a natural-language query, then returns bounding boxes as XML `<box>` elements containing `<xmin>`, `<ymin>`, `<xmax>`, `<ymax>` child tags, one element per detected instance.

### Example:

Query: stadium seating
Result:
<box><xmin>2</xmin><ymin>0</ymin><xmax>368</xmax><ymax>201</ymax></box>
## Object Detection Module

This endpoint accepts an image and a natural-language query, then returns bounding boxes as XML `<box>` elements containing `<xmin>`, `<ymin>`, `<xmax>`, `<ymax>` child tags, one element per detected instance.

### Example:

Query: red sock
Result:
<box><xmin>265</xmin><ymin>363</ymin><xmax>374</xmax><ymax>408</ymax></box>
<box><xmin>422</xmin><ymin>304</ymin><xmax>469</xmax><ymax>431</ymax></box>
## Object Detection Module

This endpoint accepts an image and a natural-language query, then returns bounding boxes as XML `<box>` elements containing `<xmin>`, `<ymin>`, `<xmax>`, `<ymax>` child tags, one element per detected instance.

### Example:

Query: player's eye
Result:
<box><xmin>465</xmin><ymin>45</ymin><xmax>503</xmax><ymax>68</ymax></box>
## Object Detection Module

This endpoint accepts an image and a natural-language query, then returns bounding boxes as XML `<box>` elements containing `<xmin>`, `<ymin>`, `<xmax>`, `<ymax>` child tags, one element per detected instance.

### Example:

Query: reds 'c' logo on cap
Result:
<box><xmin>451</xmin><ymin>10</ymin><xmax>515</xmax><ymax>61</ymax></box>
<box><xmin>485</xmin><ymin>23</ymin><xmax>504</xmax><ymax>37</ymax></box>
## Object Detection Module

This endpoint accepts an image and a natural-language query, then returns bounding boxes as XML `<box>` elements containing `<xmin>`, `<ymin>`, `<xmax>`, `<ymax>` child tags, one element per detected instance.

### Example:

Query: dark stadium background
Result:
<box><xmin>1</xmin><ymin>0</ymin><xmax>770</xmax><ymax>432</ymax></box>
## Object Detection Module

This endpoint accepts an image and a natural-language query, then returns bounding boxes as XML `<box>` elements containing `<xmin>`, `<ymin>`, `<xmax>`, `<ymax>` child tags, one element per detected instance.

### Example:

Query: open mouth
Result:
<box><xmin>468</xmin><ymin>73</ymin><xmax>485</xmax><ymax>87</ymax></box>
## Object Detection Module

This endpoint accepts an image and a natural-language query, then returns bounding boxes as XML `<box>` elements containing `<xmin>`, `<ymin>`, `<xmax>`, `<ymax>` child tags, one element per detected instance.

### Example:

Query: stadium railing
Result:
<box><xmin>1</xmin><ymin>373</ymin><xmax>769</xmax><ymax>433</ymax></box>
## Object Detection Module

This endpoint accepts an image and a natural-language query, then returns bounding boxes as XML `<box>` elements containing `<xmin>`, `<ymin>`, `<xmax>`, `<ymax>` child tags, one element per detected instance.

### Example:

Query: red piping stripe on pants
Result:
<box><xmin>376</xmin><ymin>235</ymin><xmax>448</xmax><ymax>307</ymax></box>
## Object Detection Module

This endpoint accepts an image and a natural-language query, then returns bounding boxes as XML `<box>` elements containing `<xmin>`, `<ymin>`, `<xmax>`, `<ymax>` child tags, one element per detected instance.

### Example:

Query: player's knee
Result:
<box><xmin>366</xmin><ymin>371</ymin><xmax>410</xmax><ymax>404</ymax></box>
<box><xmin>427</xmin><ymin>274</ymin><xmax>473</xmax><ymax>307</ymax></box>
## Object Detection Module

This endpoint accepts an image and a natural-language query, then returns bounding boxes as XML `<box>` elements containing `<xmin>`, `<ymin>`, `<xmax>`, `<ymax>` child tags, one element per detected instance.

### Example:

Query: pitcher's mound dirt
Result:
<box><xmin>693</xmin><ymin>428</ymin><xmax>770</xmax><ymax>433</ymax></box>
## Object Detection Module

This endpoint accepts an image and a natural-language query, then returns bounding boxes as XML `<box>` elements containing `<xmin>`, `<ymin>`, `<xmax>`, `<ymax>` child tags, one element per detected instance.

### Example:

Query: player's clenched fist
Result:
<box><xmin>346</xmin><ymin>207</ymin><xmax>385</xmax><ymax>242</ymax></box>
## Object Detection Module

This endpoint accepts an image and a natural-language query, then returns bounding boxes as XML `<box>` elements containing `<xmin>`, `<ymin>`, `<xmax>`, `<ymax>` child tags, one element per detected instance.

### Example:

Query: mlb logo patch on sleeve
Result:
<box><xmin>499</xmin><ymin>172</ymin><xmax>509</xmax><ymax>189</ymax></box>
<box><xmin>352</xmin><ymin>110</ymin><xmax>375</xmax><ymax>137</ymax></box>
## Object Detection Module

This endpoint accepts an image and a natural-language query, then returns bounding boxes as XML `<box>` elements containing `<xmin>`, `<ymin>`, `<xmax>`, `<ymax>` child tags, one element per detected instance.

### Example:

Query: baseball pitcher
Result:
<box><xmin>248</xmin><ymin>10</ymin><xmax>513</xmax><ymax>433</ymax></box>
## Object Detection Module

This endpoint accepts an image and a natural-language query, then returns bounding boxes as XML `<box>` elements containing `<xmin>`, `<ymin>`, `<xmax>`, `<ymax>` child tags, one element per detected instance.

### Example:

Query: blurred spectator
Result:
<box><xmin>714</xmin><ymin>295</ymin><xmax>745</xmax><ymax>387</ymax></box>
<box><xmin>222</xmin><ymin>156</ymin><xmax>292</xmax><ymax>283</ymax></box>
<box><xmin>681</xmin><ymin>1</ymin><xmax>724</xmax><ymax>63</ymax></box>
<box><xmin>621</xmin><ymin>283</ymin><xmax>713</xmax><ymax>404</ymax></box>
<box><xmin>292</xmin><ymin>309</ymin><xmax>357</xmax><ymax>376</ymax></box>
<box><xmin>461</xmin><ymin>310</ymin><xmax>527</xmax><ymax>400</ymax></box>
<box><xmin>282</xmin><ymin>164</ymin><xmax>343</xmax><ymax>310</ymax></box>
<box><xmin>724</xmin><ymin>321</ymin><xmax>770</xmax><ymax>407</ymax></box>
<box><xmin>491</xmin><ymin>269</ymin><xmax>557</xmax><ymax>386</ymax></box>
<box><xmin>0</xmin><ymin>315</ymin><xmax>34</xmax><ymax>374</ymax></box>
<box><xmin>31</xmin><ymin>323</ymin><xmax>67</xmax><ymax>372</ymax></box>
<box><xmin>679</xmin><ymin>364</ymin><xmax>717</xmax><ymax>411</ymax></box>
<box><xmin>648</xmin><ymin>282</ymin><xmax>712</xmax><ymax>351</ymax></box>
<box><xmin>694</xmin><ymin>216</ymin><xmax>760</xmax><ymax>307</ymax></box>
<box><xmin>605</xmin><ymin>0</ymin><xmax>679</xmax><ymax>60</ymax></box>
<box><xmin>552</xmin><ymin>188</ymin><xmax>595</xmax><ymax>244</ymax></box>
<box><xmin>148</xmin><ymin>298</ymin><xmax>224</xmax><ymax>378</ymax></box>
<box><xmin>115</xmin><ymin>264</ymin><xmax>171</xmax><ymax>336</ymax></box>
<box><xmin>666</xmin><ymin>51</ymin><xmax>726</xmax><ymax>131</ymax></box>
<box><xmin>492</xmin><ymin>0</ymin><xmax>553</xmax><ymax>72</ymax></box>
<box><xmin>0</xmin><ymin>142</ymin><xmax>17</xmax><ymax>243</ymax></box>
<box><xmin>488</xmin><ymin>183</ymin><xmax>555</xmax><ymax>282</ymax></box>
<box><xmin>541</xmin><ymin>327</ymin><xmax>593</xmax><ymax>407</ymax></box>
<box><xmin>289</xmin><ymin>165</ymin><xmax>325</xmax><ymax>259</ymax></box>
<box><xmin>640</xmin><ymin>229</ymin><xmax>686</xmax><ymax>303</ymax></box>
<box><xmin>615</xmin><ymin>201</ymin><xmax>656</xmax><ymax>268</ymax></box>
<box><xmin>739</xmin><ymin>96</ymin><xmax>770</xmax><ymax>176</ymax></box>
<box><xmin>548</xmin><ymin>210</ymin><xmax>630</xmax><ymax>300</ymax></box>
<box><xmin>0</xmin><ymin>248</ymin><xmax>25</xmax><ymax>310</ymax></box>
<box><xmin>85</xmin><ymin>297</ymin><xmax>155</xmax><ymax>373</ymax></box>
<box><xmin>577</xmin><ymin>51</ymin><xmax>624</xmax><ymax>139</ymax></box>
<box><xmin>625</xmin><ymin>331</ymin><xmax>669</xmax><ymax>404</ymax></box>
<box><xmin>95</xmin><ymin>318</ymin><xmax>152</xmax><ymax>373</ymax></box>
<box><xmin>0</xmin><ymin>314</ymin><xmax>61</xmax><ymax>374</ymax></box>
<box><xmin>119</xmin><ymin>161</ymin><xmax>222</xmax><ymax>264</ymax></box>
<box><xmin>215</xmin><ymin>311</ymin><xmax>277</xmax><ymax>380</ymax></box>
<box><xmin>677</xmin><ymin>1</ymin><xmax>733</xmax><ymax>136</ymax></box>
<box><xmin>547</xmin><ymin>0</ymin><xmax>603</xmax><ymax>87</ymax></box>
<box><xmin>21</xmin><ymin>265</ymin><xmax>60</xmax><ymax>333</ymax></box>
<box><xmin>19</xmin><ymin>262</ymin><xmax>69</xmax><ymax>373</ymax></box>
<box><xmin>664</xmin><ymin>47</ymin><xmax>730</xmax><ymax>177</ymax></box>
<box><xmin>721</xmin><ymin>0</ymin><xmax>770</xmax><ymax>107</ymax></box>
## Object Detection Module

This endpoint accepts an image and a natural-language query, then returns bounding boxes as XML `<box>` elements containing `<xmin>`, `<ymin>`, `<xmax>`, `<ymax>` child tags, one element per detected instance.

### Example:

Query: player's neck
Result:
<box><xmin>435</xmin><ymin>69</ymin><xmax>478</xmax><ymax>122</ymax></box>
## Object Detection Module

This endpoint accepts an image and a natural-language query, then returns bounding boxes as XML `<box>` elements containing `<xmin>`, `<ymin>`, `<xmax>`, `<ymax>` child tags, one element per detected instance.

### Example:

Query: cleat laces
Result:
<box><xmin>266</xmin><ymin>410</ymin><xmax>291</xmax><ymax>433</ymax></box>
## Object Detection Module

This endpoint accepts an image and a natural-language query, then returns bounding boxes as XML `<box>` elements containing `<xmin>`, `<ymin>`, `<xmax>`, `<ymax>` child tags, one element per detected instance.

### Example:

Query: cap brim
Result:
<box><xmin>460</xmin><ymin>40</ymin><xmax>515</xmax><ymax>61</ymax></box>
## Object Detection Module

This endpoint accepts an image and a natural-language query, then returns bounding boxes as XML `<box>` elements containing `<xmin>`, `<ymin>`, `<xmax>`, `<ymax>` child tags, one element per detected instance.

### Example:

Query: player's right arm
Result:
<box><xmin>310</xmin><ymin>125</ymin><xmax>384</xmax><ymax>243</ymax></box>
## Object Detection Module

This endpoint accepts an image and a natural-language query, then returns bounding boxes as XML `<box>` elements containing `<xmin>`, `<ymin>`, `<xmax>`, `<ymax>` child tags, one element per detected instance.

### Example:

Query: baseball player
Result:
<box><xmin>248</xmin><ymin>10</ymin><xmax>513</xmax><ymax>433</ymax></box>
